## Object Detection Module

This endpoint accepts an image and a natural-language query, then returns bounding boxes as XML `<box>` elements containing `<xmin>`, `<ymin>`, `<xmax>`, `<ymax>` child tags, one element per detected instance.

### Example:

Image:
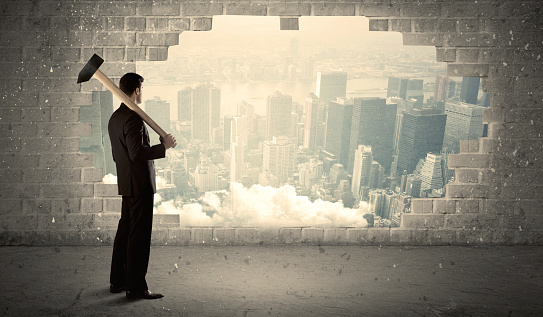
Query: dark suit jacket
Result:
<box><xmin>108</xmin><ymin>104</ymin><xmax>166</xmax><ymax>196</ymax></box>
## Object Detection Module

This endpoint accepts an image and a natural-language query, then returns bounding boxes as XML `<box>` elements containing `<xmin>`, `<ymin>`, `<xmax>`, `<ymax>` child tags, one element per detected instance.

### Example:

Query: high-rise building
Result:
<box><xmin>442</xmin><ymin>101</ymin><xmax>485</xmax><ymax>154</ymax></box>
<box><xmin>230</xmin><ymin>137</ymin><xmax>245</xmax><ymax>183</ymax></box>
<box><xmin>223</xmin><ymin>116</ymin><xmax>233</xmax><ymax>150</ymax></box>
<box><xmin>387</xmin><ymin>77</ymin><xmax>424</xmax><ymax>103</ymax></box>
<box><xmin>324</xmin><ymin>98</ymin><xmax>353</xmax><ymax>168</ymax></box>
<box><xmin>347</xmin><ymin>97</ymin><xmax>396</xmax><ymax>174</ymax></box>
<box><xmin>351</xmin><ymin>145</ymin><xmax>373</xmax><ymax>199</ymax></box>
<box><xmin>231</xmin><ymin>116</ymin><xmax>248</xmax><ymax>147</ymax></box>
<box><xmin>262</xmin><ymin>136</ymin><xmax>297</xmax><ymax>184</ymax></box>
<box><xmin>191</xmin><ymin>84</ymin><xmax>220</xmax><ymax>141</ymax></box>
<box><xmin>79</xmin><ymin>91</ymin><xmax>115</xmax><ymax>176</ymax></box>
<box><xmin>177</xmin><ymin>88</ymin><xmax>191</xmax><ymax>122</ymax></box>
<box><xmin>334</xmin><ymin>180</ymin><xmax>355</xmax><ymax>208</ymax></box>
<box><xmin>316</xmin><ymin>71</ymin><xmax>347</xmax><ymax>103</ymax></box>
<box><xmin>405</xmin><ymin>174</ymin><xmax>422</xmax><ymax>198</ymax></box>
<box><xmin>299</xmin><ymin>158</ymin><xmax>323</xmax><ymax>190</ymax></box>
<box><xmin>266</xmin><ymin>91</ymin><xmax>292</xmax><ymax>141</ymax></box>
<box><xmin>144</xmin><ymin>96</ymin><xmax>170</xmax><ymax>145</ymax></box>
<box><xmin>434</xmin><ymin>74</ymin><xmax>450</xmax><ymax>103</ymax></box>
<box><xmin>419</xmin><ymin>153</ymin><xmax>444</xmax><ymax>192</ymax></box>
<box><xmin>368</xmin><ymin>161</ymin><xmax>385</xmax><ymax>189</ymax></box>
<box><xmin>396</xmin><ymin>108</ymin><xmax>447</xmax><ymax>174</ymax></box>
<box><xmin>329</xmin><ymin>163</ymin><xmax>348</xmax><ymax>185</ymax></box>
<box><xmin>194</xmin><ymin>158</ymin><xmax>220</xmax><ymax>192</ymax></box>
<box><xmin>460</xmin><ymin>77</ymin><xmax>480</xmax><ymax>105</ymax></box>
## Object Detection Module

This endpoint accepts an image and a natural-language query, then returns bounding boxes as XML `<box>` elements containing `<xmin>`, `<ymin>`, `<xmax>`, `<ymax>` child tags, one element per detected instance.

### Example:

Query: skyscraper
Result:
<box><xmin>396</xmin><ymin>108</ymin><xmax>447</xmax><ymax>174</ymax></box>
<box><xmin>223</xmin><ymin>116</ymin><xmax>233</xmax><ymax>150</ymax></box>
<box><xmin>262</xmin><ymin>136</ymin><xmax>296</xmax><ymax>184</ymax></box>
<box><xmin>419</xmin><ymin>153</ymin><xmax>445</xmax><ymax>192</ymax></box>
<box><xmin>266</xmin><ymin>91</ymin><xmax>292</xmax><ymax>141</ymax></box>
<box><xmin>324</xmin><ymin>98</ymin><xmax>353</xmax><ymax>168</ymax></box>
<box><xmin>191</xmin><ymin>84</ymin><xmax>220</xmax><ymax>142</ymax></box>
<box><xmin>79</xmin><ymin>90</ymin><xmax>115</xmax><ymax>176</ymax></box>
<box><xmin>177</xmin><ymin>88</ymin><xmax>191</xmax><ymax>122</ymax></box>
<box><xmin>144</xmin><ymin>96</ymin><xmax>170</xmax><ymax>145</ymax></box>
<box><xmin>442</xmin><ymin>101</ymin><xmax>484</xmax><ymax>154</ymax></box>
<box><xmin>230</xmin><ymin>137</ymin><xmax>245</xmax><ymax>183</ymax></box>
<box><xmin>316</xmin><ymin>71</ymin><xmax>347</xmax><ymax>103</ymax></box>
<box><xmin>194</xmin><ymin>157</ymin><xmax>220</xmax><ymax>192</ymax></box>
<box><xmin>351</xmin><ymin>145</ymin><xmax>373</xmax><ymax>199</ymax></box>
<box><xmin>347</xmin><ymin>97</ymin><xmax>397</xmax><ymax>174</ymax></box>
<box><xmin>434</xmin><ymin>74</ymin><xmax>450</xmax><ymax>103</ymax></box>
<box><xmin>387</xmin><ymin>77</ymin><xmax>424</xmax><ymax>103</ymax></box>
<box><xmin>460</xmin><ymin>77</ymin><xmax>480</xmax><ymax>105</ymax></box>
<box><xmin>298</xmin><ymin>158</ymin><xmax>323</xmax><ymax>190</ymax></box>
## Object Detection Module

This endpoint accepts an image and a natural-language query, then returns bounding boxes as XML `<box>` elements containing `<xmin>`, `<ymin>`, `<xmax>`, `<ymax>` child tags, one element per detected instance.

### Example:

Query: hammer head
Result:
<box><xmin>77</xmin><ymin>54</ymin><xmax>104</xmax><ymax>84</ymax></box>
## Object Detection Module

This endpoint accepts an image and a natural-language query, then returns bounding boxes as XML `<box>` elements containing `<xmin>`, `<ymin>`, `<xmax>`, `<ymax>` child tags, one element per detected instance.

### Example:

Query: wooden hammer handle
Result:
<box><xmin>93</xmin><ymin>69</ymin><xmax>168</xmax><ymax>138</ymax></box>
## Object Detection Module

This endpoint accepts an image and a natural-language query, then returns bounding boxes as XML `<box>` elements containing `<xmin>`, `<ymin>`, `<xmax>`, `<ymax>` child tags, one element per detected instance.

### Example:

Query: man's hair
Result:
<box><xmin>119</xmin><ymin>73</ymin><xmax>144</xmax><ymax>96</ymax></box>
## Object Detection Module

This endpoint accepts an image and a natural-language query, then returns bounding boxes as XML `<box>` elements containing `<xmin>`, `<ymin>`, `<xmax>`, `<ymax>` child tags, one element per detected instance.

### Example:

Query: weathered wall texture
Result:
<box><xmin>0</xmin><ymin>0</ymin><xmax>542</xmax><ymax>245</ymax></box>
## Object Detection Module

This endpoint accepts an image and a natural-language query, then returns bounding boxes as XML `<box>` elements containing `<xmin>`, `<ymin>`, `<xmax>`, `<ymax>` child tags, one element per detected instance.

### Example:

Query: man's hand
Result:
<box><xmin>160</xmin><ymin>134</ymin><xmax>177</xmax><ymax>150</ymax></box>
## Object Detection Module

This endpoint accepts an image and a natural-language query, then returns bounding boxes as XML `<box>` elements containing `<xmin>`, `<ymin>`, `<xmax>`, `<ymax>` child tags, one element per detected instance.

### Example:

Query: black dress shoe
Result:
<box><xmin>126</xmin><ymin>290</ymin><xmax>164</xmax><ymax>300</ymax></box>
<box><xmin>110</xmin><ymin>284</ymin><xmax>125</xmax><ymax>293</ymax></box>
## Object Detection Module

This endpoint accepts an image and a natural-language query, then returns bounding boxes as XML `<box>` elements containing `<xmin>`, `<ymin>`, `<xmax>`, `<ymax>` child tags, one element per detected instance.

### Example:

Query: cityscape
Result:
<box><xmin>79</xmin><ymin>17</ymin><xmax>488</xmax><ymax>229</ymax></box>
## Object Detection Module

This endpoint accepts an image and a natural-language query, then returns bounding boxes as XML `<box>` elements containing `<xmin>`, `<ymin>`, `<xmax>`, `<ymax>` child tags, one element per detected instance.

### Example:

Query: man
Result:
<box><xmin>108</xmin><ymin>72</ymin><xmax>176</xmax><ymax>300</ymax></box>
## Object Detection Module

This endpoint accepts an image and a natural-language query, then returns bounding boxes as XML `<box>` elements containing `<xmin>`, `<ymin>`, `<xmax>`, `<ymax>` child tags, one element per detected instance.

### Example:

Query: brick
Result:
<box><xmin>441</xmin><ymin>3</ymin><xmax>498</xmax><ymax>18</ymax></box>
<box><xmin>0</xmin><ymin>16</ymin><xmax>23</xmax><ymax>31</ymax></box>
<box><xmin>168</xmin><ymin>228</ymin><xmax>191</xmax><ymax>245</ymax></box>
<box><xmin>136</xmin><ymin>1</ymin><xmax>180</xmax><ymax>16</ymax></box>
<box><xmin>0</xmin><ymin>153</ymin><xmax>40</xmax><ymax>168</ymax></box>
<box><xmin>79</xmin><ymin>16</ymin><xmax>103</xmax><ymax>31</ymax></box>
<box><xmin>0</xmin><ymin>199</ymin><xmax>23</xmax><ymax>215</ymax></box>
<box><xmin>313</xmin><ymin>3</ymin><xmax>355</xmax><ymax>16</ymax></box>
<box><xmin>446</xmin><ymin>33</ymin><xmax>495</xmax><ymax>47</ymax></box>
<box><xmin>148</xmin><ymin>47</ymin><xmax>168</xmax><ymax>61</ymax></box>
<box><xmin>38</xmin><ymin>214</ymin><xmax>94</xmax><ymax>231</ymax></box>
<box><xmin>446</xmin><ymin>184</ymin><xmax>489</xmax><ymax>199</ymax></box>
<box><xmin>1</xmin><ymin>92</ymin><xmax>39</xmax><ymax>107</ymax></box>
<box><xmin>103</xmin><ymin>48</ymin><xmax>125</xmax><ymax>61</ymax></box>
<box><xmin>126</xmin><ymin>17</ymin><xmax>146</xmax><ymax>31</ymax></box>
<box><xmin>359</xmin><ymin>4</ymin><xmax>399</xmax><ymax>17</ymax></box>
<box><xmin>96</xmin><ymin>2</ymin><xmax>136</xmax><ymax>16</ymax></box>
<box><xmin>37</xmin><ymin>122</ymin><xmax>92</xmax><ymax>137</ymax></box>
<box><xmin>213</xmin><ymin>228</ymin><xmax>235</xmax><ymax>244</ymax></box>
<box><xmin>103</xmin><ymin>198</ymin><xmax>121</xmax><ymax>212</ymax></box>
<box><xmin>50</xmin><ymin>198</ymin><xmax>80</xmax><ymax>214</ymax></box>
<box><xmin>479</xmin><ymin>138</ymin><xmax>496</xmax><ymax>153</ymax></box>
<box><xmin>0</xmin><ymin>184</ymin><xmax>40</xmax><ymax>198</ymax></box>
<box><xmin>136</xmin><ymin>33</ymin><xmax>179</xmax><ymax>46</ymax></box>
<box><xmin>323</xmin><ymin>228</ymin><xmax>348</xmax><ymax>244</ymax></box>
<box><xmin>23</xmin><ymin>168</ymin><xmax>82</xmax><ymax>183</ymax></box>
<box><xmin>346</xmin><ymin>228</ymin><xmax>369</xmax><ymax>244</ymax></box>
<box><xmin>457</xmin><ymin>19</ymin><xmax>480</xmax><ymax>32</ymax></box>
<box><xmin>368</xmin><ymin>19</ymin><xmax>388</xmax><ymax>32</ymax></box>
<box><xmin>39</xmin><ymin>153</ymin><xmax>93</xmax><ymax>168</ymax></box>
<box><xmin>39</xmin><ymin>92</ymin><xmax>92</xmax><ymax>106</ymax></box>
<box><xmin>20</xmin><ymin>108</ymin><xmax>51</xmax><ymax>122</ymax></box>
<box><xmin>433</xmin><ymin>199</ymin><xmax>457</xmax><ymax>214</ymax></box>
<box><xmin>22</xmin><ymin>78</ymin><xmax>80</xmax><ymax>94</ymax></box>
<box><xmin>104</xmin><ymin>17</ymin><xmax>124</xmax><ymax>31</ymax></box>
<box><xmin>455</xmin><ymin>169</ymin><xmax>480</xmax><ymax>184</ymax></box>
<box><xmin>0</xmin><ymin>169</ymin><xmax>22</xmax><ymax>183</ymax></box>
<box><xmin>436</xmin><ymin>48</ymin><xmax>456</xmax><ymax>62</ymax></box>
<box><xmin>401</xmin><ymin>214</ymin><xmax>445</xmax><ymax>228</ymax></box>
<box><xmin>235</xmin><ymin>228</ymin><xmax>259</xmax><ymax>243</ymax></box>
<box><xmin>366</xmin><ymin>228</ymin><xmax>391</xmax><ymax>244</ymax></box>
<box><xmin>181</xmin><ymin>3</ymin><xmax>223</xmax><ymax>16</ymax></box>
<box><xmin>0</xmin><ymin>47</ymin><xmax>23</xmax><ymax>62</ymax></box>
<box><xmin>127</xmin><ymin>48</ymin><xmax>147</xmax><ymax>62</ymax></box>
<box><xmin>412</xmin><ymin>19</ymin><xmax>437</xmax><ymax>33</ymax></box>
<box><xmin>154</xmin><ymin>214</ymin><xmax>180</xmax><ymax>228</ymax></box>
<box><xmin>81</xmin><ymin>198</ymin><xmax>103</xmax><ymax>213</ymax></box>
<box><xmin>191</xmin><ymin>227</ymin><xmax>213</xmax><ymax>244</ymax></box>
<box><xmin>146</xmin><ymin>18</ymin><xmax>169</xmax><ymax>31</ymax></box>
<box><xmin>42</xmin><ymin>184</ymin><xmax>93</xmax><ymax>198</ymax></box>
<box><xmin>456</xmin><ymin>199</ymin><xmax>481</xmax><ymax>213</ymax></box>
<box><xmin>82</xmin><ymin>167</ymin><xmax>103</xmax><ymax>183</ymax></box>
<box><xmin>302</xmin><ymin>227</ymin><xmax>324</xmax><ymax>243</ymax></box>
<box><xmin>411</xmin><ymin>199</ymin><xmax>423</xmax><ymax>213</ymax></box>
<box><xmin>169</xmin><ymin>18</ymin><xmax>190</xmax><ymax>32</ymax></box>
<box><xmin>0</xmin><ymin>123</ymin><xmax>37</xmax><ymax>138</ymax></box>
<box><xmin>280</xmin><ymin>17</ymin><xmax>299</xmax><ymax>31</ymax></box>
<box><xmin>94</xmin><ymin>183</ymin><xmax>118</xmax><ymax>197</ymax></box>
<box><xmin>279</xmin><ymin>228</ymin><xmax>302</xmax><ymax>243</ymax></box>
<box><xmin>51</xmin><ymin>107</ymin><xmax>80</xmax><ymax>122</ymax></box>
<box><xmin>447</xmin><ymin>63</ymin><xmax>489</xmax><ymax>77</ymax></box>
<box><xmin>403</xmin><ymin>33</ymin><xmax>445</xmax><ymax>46</ymax></box>
<box><xmin>456</xmin><ymin>49</ymin><xmax>480</xmax><ymax>63</ymax></box>
<box><xmin>225</xmin><ymin>3</ymin><xmax>267</xmax><ymax>16</ymax></box>
<box><xmin>389</xmin><ymin>229</ymin><xmax>412</xmax><ymax>245</ymax></box>
<box><xmin>268</xmin><ymin>4</ymin><xmax>311</xmax><ymax>16</ymax></box>
<box><xmin>436</xmin><ymin>19</ymin><xmax>458</xmax><ymax>33</ymax></box>
<box><xmin>21</xmin><ymin>137</ymin><xmax>80</xmax><ymax>153</ymax></box>
<box><xmin>400</xmin><ymin>3</ymin><xmax>440</xmax><ymax>17</ymax></box>
<box><xmin>191</xmin><ymin>17</ymin><xmax>212</xmax><ymax>31</ymax></box>
<box><xmin>1</xmin><ymin>215</ymin><xmax>38</xmax><ymax>230</ymax></box>
<box><xmin>94</xmin><ymin>32</ymin><xmax>136</xmax><ymax>46</ymax></box>
<box><xmin>0</xmin><ymin>137</ymin><xmax>21</xmax><ymax>152</ymax></box>
<box><xmin>0</xmin><ymin>108</ymin><xmax>22</xmax><ymax>122</ymax></box>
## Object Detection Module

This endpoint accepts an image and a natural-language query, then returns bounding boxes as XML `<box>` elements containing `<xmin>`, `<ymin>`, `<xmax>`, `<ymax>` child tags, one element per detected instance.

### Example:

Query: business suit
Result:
<box><xmin>108</xmin><ymin>103</ymin><xmax>165</xmax><ymax>292</ymax></box>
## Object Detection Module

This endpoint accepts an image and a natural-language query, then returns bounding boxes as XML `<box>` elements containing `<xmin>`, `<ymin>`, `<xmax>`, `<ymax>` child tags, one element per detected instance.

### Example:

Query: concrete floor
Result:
<box><xmin>0</xmin><ymin>245</ymin><xmax>542</xmax><ymax>317</ymax></box>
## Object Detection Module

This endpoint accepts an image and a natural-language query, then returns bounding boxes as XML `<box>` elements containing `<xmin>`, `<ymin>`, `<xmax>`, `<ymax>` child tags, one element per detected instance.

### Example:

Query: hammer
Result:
<box><xmin>77</xmin><ymin>54</ymin><xmax>167</xmax><ymax>138</ymax></box>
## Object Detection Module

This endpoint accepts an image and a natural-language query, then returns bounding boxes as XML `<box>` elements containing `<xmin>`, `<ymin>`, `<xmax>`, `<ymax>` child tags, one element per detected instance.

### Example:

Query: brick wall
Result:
<box><xmin>0</xmin><ymin>0</ymin><xmax>542</xmax><ymax>245</ymax></box>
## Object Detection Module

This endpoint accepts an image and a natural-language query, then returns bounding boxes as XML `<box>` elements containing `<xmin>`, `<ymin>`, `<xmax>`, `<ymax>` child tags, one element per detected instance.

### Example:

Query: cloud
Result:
<box><xmin>154</xmin><ymin>182</ymin><xmax>370</xmax><ymax>229</ymax></box>
<box><xmin>102</xmin><ymin>173</ymin><xmax>117</xmax><ymax>184</ymax></box>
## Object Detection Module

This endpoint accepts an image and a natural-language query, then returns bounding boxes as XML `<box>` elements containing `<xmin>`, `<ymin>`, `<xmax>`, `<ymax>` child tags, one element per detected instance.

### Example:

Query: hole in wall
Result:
<box><xmin>97</xmin><ymin>16</ymin><xmax>487</xmax><ymax>229</ymax></box>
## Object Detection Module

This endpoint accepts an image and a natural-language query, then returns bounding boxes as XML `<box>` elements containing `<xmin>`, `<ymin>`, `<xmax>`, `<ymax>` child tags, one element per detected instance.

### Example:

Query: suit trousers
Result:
<box><xmin>110</xmin><ymin>194</ymin><xmax>154</xmax><ymax>292</ymax></box>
